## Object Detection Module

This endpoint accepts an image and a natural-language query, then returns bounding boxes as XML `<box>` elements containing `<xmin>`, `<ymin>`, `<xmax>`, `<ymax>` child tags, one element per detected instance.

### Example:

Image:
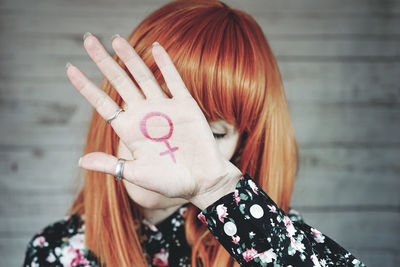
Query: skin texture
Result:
<box><xmin>66</xmin><ymin>33</ymin><xmax>243</xmax><ymax>225</ymax></box>
<box><xmin>118</xmin><ymin>119</ymin><xmax>240</xmax><ymax>224</ymax></box>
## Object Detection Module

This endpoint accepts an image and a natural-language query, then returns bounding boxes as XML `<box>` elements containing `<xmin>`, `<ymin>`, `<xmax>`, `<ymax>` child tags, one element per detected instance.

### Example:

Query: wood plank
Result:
<box><xmin>290</xmin><ymin>104</ymin><xmax>400</xmax><ymax>144</ymax></box>
<box><xmin>1</xmin><ymin>8</ymin><xmax>399</xmax><ymax>36</ymax></box>
<box><xmin>295</xmin><ymin>211</ymin><xmax>400</xmax><ymax>267</ymax></box>
<box><xmin>1</xmin><ymin>0</ymin><xmax>398</xmax><ymax>266</ymax></box>
<box><xmin>281</xmin><ymin>62</ymin><xmax>400</xmax><ymax>104</ymax></box>
<box><xmin>298</xmin><ymin>210</ymin><xmax>400</xmax><ymax>250</ymax></box>
<box><xmin>0</xmin><ymin>98</ymin><xmax>398</xmax><ymax>146</ymax></box>
<box><xmin>0</xmin><ymin>192</ymin><xmax>76</xmax><ymax>217</ymax></box>
<box><xmin>2</xmin><ymin>0</ymin><xmax>400</xmax><ymax>14</ymax></box>
<box><xmin>2</xmin><ymin>62</ymin><xmax>399</xmax><ymax>105</ymax></box>
<box><xmin>1</xmin><ymin>168</ymin><xmax>397</xmax><ymax>217</ymax></box>
<box><xmin>0</xmin><ymin>146</ymin><xmax>398</xmax><ymax>207</ymax></box>
<box><xmin>0</xmin><ymin>149</ymin><xmax>82</xmax><ymax>180</ymax></box>
<box><xmin>2</xmin><ymin>32</ymin><xmax>399</xmax><ymax>57</ymax></box>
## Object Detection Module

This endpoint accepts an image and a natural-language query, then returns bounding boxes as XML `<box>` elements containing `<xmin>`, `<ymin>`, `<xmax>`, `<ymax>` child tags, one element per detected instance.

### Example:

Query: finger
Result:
<box><xmin>151</xmin><ymin>42</ymin><xmax>191</xmax><ymax>99</ymax></box>
<box><xmin>78</xmin><ymin>152</ymin><xmax>149</xmax><ymax>188</ymax></box>
<box><xmin>66</xmin><ymin>63</ymin><xmax>122</xmax><ymax>123</ymax></box>
<box><xmin>83</xmin><ymin>33</ymin><xmax>144</xmax><ymax>103</ymax></box>
<box><xmin>112</xmin><ymin>36</ymin><xmax>168</xmax><ymax>100</ymax></box>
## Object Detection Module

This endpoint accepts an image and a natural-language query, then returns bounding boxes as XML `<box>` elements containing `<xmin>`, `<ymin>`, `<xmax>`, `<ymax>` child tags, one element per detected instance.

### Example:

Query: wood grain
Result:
<box><xmin>1</xmin><ymin>0</ymin><xmax>399</xmax><ymax>266</ymax></box>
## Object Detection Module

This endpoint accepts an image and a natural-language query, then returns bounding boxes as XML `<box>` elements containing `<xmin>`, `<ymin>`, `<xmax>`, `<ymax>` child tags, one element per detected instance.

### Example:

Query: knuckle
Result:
<box><xmin>125</xmin><ymin>53</ymin><xmax>139</xmax><ymax>65</ymax></box>
<box><xmin>97</xmin><ymin>54</ymin><xmax>110</xmax><ymax>66</ymax></box>
<box><xmin>94</xmin><ymin>95</ymin><xmax>107</xmax><ymax>110</ymax></box>
<box><xmin>110</xmin><ymin>74</ymin><xmax>126</xmax><ymax>87</ymax></box>
<box><xmin>80</xmin><ymin>81</ymin><xmax>91</xmax><ymax>93</ymax></box>
<box><xmin>136</xmin><ymin>71</ymin><xmax>152</xmax><ymax>84</ymax></box>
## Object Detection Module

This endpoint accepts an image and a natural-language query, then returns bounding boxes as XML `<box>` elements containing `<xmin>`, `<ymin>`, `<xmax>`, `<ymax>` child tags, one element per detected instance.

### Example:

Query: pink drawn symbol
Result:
<box><xmin>139</xmin><ymin>111</ymin><xmax>179</xmax><ymax>163</ymax></box>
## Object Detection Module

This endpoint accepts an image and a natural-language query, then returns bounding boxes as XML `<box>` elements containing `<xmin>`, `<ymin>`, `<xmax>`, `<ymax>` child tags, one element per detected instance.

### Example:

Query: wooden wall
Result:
<box><xmin>0</xmin><ymin>0</ymin><xmax>399</xmax><ymax>266</ymax></box>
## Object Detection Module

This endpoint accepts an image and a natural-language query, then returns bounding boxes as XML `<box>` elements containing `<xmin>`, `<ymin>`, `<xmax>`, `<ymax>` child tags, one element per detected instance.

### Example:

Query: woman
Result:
<box><xmin>23</xmin><ymin>0</ymin><xmax>366</xmax><ymax>266</ymax></box>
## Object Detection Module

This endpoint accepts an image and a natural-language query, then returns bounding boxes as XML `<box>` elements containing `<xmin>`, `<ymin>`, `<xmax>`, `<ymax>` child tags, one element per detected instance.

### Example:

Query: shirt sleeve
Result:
<box><xmin>197</xmin><ymin>173</ymin><xmax>367</xmax><ymax>267</ymax></box>
<box><xmin>22</xmin><ymin>214</ymin><xmax>99</xmax><ymax>266</ymax></box>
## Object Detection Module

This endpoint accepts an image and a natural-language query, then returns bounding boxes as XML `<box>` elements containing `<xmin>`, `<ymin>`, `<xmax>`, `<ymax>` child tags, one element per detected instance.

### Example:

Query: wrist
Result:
<box><xmin>190</xmin><ymin>162</ymin><xmax>243</xmax><ymax>210</ymax></box>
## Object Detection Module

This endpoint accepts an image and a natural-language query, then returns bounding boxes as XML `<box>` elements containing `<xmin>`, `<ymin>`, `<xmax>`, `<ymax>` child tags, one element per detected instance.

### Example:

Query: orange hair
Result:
<box><xmin>67</xmin><ymin>0</ymin><xmax>299</xmax><ymax>266</ymax></box>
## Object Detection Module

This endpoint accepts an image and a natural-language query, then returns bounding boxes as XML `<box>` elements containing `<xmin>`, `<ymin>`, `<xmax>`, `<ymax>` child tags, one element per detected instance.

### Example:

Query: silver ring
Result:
<box><xmin>114</xmin><ymin>158</ymin><xmax>126</xmax><ymax>181</ymax></box>
<box><xmin>106</xmin><ymin>108</ymin><xmax>125</xmax><ymax>124</ymax></box>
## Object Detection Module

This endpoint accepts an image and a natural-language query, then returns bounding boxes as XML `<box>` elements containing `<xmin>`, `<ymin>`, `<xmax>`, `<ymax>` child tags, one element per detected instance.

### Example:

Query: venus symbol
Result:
<box><xmin>139</xmin><ymin>111</ymin><xmax>179</xmax><ymax>163</ymax></box>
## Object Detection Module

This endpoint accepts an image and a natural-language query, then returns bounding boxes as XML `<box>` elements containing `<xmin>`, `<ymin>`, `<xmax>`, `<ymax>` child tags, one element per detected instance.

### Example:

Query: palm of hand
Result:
<box><xmin>66</xmin><ymin>33</ymin><xmax>232</xmax><ymax>201</ymax></box>
<box><xmin>117</xmin><ymin>96</ymin><xmax>228</xmax><ymax>199</ymax></box>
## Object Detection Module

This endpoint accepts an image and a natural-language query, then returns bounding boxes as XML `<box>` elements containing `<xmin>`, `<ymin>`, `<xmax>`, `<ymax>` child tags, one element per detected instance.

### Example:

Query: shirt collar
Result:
<box><xmin>140</xmin><ymin>202</ymin><xmax>191</xmax><ymax>249</ymax></box>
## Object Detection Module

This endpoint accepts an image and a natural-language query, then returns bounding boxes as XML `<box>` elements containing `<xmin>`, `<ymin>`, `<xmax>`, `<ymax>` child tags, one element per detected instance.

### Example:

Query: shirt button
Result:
<box><xmin>223</xmin><ymin>221</ymin><xmax>237</xmax><ymax>236</ymax></box>
<box><xmin>250</xmin><ymin>204</ymin><xmax>264</xmax><ymax>219</ymax></box>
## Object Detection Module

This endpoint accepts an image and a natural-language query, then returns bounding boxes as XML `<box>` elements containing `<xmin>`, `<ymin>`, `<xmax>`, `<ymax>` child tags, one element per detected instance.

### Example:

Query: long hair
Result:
<box><xmin>67</xmin><ymin>0</ymin><xmax>299</xmax><ymax>266</ymax></box>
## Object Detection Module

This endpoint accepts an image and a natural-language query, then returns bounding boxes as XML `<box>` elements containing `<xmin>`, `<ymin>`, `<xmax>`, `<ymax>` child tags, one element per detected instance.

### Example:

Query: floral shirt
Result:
<box><xmin>23</xmin><ymin>173</ymin><xmax>366</xmax><ymax>266</ymax></box>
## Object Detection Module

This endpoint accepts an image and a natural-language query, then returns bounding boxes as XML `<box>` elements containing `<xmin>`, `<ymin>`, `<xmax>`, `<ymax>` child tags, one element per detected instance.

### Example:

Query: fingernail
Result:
<box><xmin>83</xmin><ymin>32</ymin><xmax>92</xmax><ymax>41</ymax></box>
<box><xmin>65</xmin><ymin>62</ymin><xmax>72</xmax><ymax>71</ymax></box>
<box><xmin>111</xmin><ymin>33</ymin><xmax>120</xmax><ymax>41</ymax></box>
<box><xmin>152</xmin><ymin>41</ymin><xmax>159</xmax><ymax>47</ymax></box>
<box><xmin>78</xmin><ymin>157</ymin><xmax>82</xmax><ymax>166</ymax></box>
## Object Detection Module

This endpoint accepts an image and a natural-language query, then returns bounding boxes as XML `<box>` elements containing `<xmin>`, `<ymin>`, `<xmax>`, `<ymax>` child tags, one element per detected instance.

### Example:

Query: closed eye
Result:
<box><xmin>212</xmin><ymin>132</ymin><xmax>226</xmax><ymax>139</ymax></box>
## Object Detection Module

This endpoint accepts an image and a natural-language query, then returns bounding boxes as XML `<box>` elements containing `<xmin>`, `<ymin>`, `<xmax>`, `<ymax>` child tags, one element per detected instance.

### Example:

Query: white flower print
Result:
<box><xmin>216</xmin><ymin>204</ymin><xmax>228</xmax><ymax>223</ymax></box>
<box><xmin>54</xmin><ymin>247</ymin><xmax>61</xmax><ymax>256</ymax></box>
<box><xmin>258</xmin><ymin>248</ymin><xmax>277</xmax><ymax>263</ymax></box>
<box><xmin>283</xmin><ymin>216</ymin><xmax>297</xmax><ymax>237</ymax></box>
<box><xmin>143</xmin><ymin>219</ymin><xmax>159</xmax><ymax>232</ymax></box>
<box><xmin>57</xmin><ymin>233</ymin><xmax>91</xmax><ymax>266</ymax></box>
<box><xmin>311</xmin><ymin>228</ymin><xmax>325</xmax><ymax>243</ymax></box>
<box><xmin>23</xmin><ymin>175</ymin><xmax>367</xmax><ymax>267</ymax></box>
<box><xmin>32</xmin><ymin>236</ymin><xmax>48</xmax><ymax>247</ymax></box>
<box><xmin>149</xmin><ymin>223</ymin><xmax>158</xmax><ymax>232</ymax></box>
<box><xmin>68</xmin><ymin>233</ymin><xmax>85</xmax><ymax>250</ymax></box>
<box><xmin>320</xmin><ymin>258</ymin><xmax>327</xmax><ymax>267</ymax></box>
<box><xmin>310</xmin><ymin>253</ymin><xmax>322</xmax><ymax>267</ymax></box>
<box><xmin>242</xmin><ymin>248</ymin><xmax>258</xmax><ymax>262</ymax></box>
<box><xmin>267</xmin><ymin>204</ymin><xmax>277</xmax><ymax>213</ymax></box>
<box><xmin>232</xmin><ymin>235</ymin><xmax>240</xmax><ymax>244</ymax></box>
<box><xmin>152</xmin><ymin>248</ymin><xmax>169</xmax><ymax>266</ymax></box>
<box><xmin>289</xmin><ymin>208</ymin><xmax>301</xmax><ymax>216</ymax></box>
<box><xmin>171</xmin><ymin>218</ymin><xmax>181</xmax><ymax>229</ymax></box>
<box><xmin>290</xmin><ymin>236</ymin><xmax>305</xmax><ymax>253</ymax></box>
<box><xmin>46</xmin><ymin>252</ymin><xmax>56</xmax><ymax>263</ymax></box>
<box><xmin>234</xmin><ymin>189</ymin><xmax>240</xmax><ymax>206</ymax></box>
<box><xmin>197</xmin><ymin>212</ymin><xmax>208</xmax><ymax>225</ymax></box>
<box><xmin>59</xmin><ymin>246</ymin><xmax>89</xmax><ymax>266</ymax></box>
<box><xmin>78</xmin><ymin>223</ymin><xmax>85</xmax><ymax>233</ymax></box>
<box><xmin>248</xmin><ymin>180</ymin><xmax>259</xmax><ymax>195</ymax></box>
<box><xmin>179</xmin><ymin>207</ymin><xmax>188</xmax><ymax>217</ymax></box>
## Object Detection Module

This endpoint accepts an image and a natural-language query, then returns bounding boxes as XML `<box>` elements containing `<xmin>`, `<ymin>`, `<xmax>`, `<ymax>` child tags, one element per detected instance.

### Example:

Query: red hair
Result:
<box><xmin>67</xmin><ymin>0</ymin><xmax>299</xmax><ymax>266</ymax></box>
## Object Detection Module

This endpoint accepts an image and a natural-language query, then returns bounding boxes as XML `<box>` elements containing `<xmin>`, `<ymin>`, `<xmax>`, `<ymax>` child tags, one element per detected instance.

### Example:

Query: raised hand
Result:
<box><xmin>65</xmin><ymin>33</ymin><xmax>242</xmax><ymax>209</ymax></box>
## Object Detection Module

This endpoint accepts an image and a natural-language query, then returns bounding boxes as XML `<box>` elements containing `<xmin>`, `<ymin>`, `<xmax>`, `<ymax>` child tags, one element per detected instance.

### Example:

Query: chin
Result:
<box><xmin>123</xmin><ymin>180</ymin><xmax>188</xmax><ymax>209</ymax></box>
